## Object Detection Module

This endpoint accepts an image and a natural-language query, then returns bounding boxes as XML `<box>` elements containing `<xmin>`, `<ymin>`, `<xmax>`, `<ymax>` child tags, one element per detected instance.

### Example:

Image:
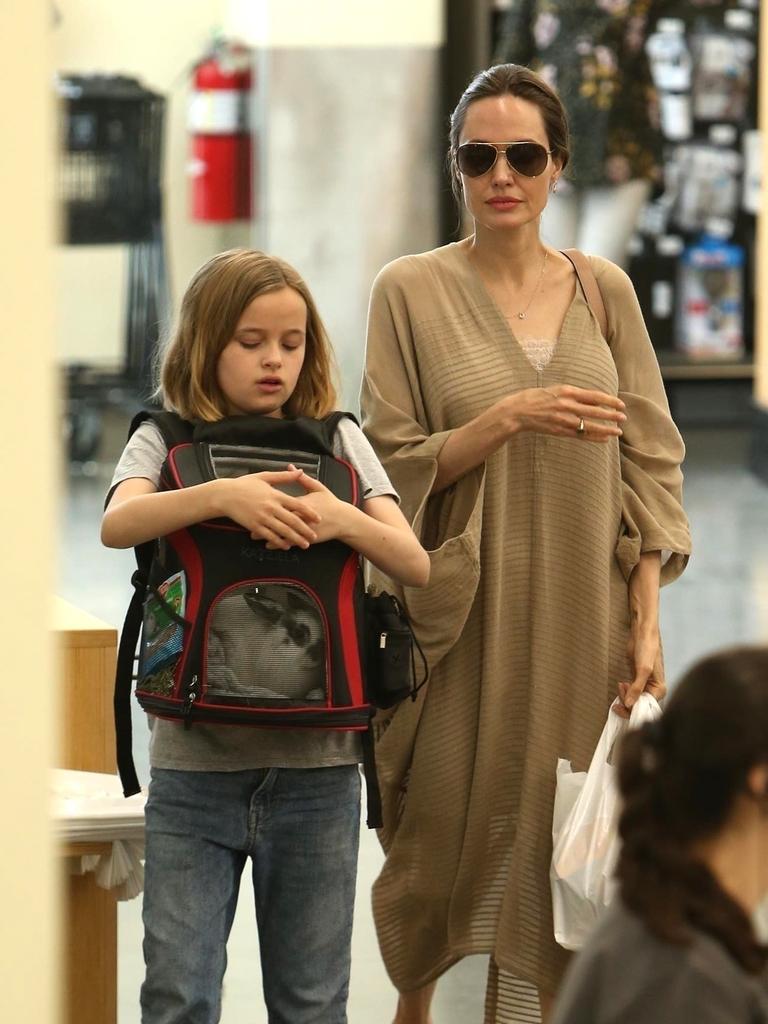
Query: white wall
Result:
<box><xmin>52</xmin><ymin>0</ymin><xmax>248</xmax><ymax>366</ymax></box>
<box><xmin>0</xmin><ymin>1</ymin><xmax>59</xmax><ymax>1020</ymax></box>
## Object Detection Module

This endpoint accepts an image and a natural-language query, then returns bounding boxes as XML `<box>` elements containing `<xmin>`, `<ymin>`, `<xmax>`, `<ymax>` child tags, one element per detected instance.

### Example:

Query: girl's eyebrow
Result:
<box><xmin>236</xmin><ymin>326</ymin><xmax>305</xmax><ymax>336</ymax></box>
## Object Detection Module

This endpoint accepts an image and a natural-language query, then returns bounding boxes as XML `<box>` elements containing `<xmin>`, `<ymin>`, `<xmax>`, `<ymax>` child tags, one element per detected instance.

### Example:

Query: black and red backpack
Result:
<box><xmin>113</xmin><ymin>410</ymin><xmax>386</xmax><ymax>826</ymax></box>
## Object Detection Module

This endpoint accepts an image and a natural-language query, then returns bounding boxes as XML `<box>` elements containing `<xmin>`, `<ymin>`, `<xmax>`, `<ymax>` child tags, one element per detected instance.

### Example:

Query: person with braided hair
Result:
<box><xmin>551</xmin><ymin>646</ymin><xmax>768</xmax><ymax>1024</ymax></box>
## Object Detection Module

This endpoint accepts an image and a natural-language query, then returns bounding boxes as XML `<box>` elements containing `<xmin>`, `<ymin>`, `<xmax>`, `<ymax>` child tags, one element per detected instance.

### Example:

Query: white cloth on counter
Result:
<box><xmin>54</xmin><ymin>769</ymin><xmax>147</xmax><ymax>901</ymax></box>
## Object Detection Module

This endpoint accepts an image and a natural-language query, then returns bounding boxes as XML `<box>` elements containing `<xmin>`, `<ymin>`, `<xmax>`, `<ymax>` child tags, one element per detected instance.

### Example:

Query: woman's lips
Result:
<box><xmin>487</xmin><ymin>197</ymin><xmax>522</xmax><ymax>209</ymax></box>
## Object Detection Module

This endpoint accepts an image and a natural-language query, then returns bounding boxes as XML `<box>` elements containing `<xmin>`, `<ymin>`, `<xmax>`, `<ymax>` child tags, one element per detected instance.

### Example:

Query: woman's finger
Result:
<box><xmin>559</xmin><ymin>385</ymin><xmax>626</xmax><ymax>410</ymax></box>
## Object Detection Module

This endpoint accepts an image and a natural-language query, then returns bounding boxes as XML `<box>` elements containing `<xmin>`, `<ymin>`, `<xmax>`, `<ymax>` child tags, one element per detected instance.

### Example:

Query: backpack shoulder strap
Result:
<box><xmin>321</xmin><ymin>411</ymin><xmax>360</xmax><ymax>448</ymax></box>
<box><xmin>114</xmin><ymin>409</ymin><xmax>193</xmax><ymax>797</ymax></box>
<box><xmin>129</xmin><ymin>409</ymin><xmax>194</xmax><ymax>448</ymax></box>
<box><xmin>561</xmin><ymin>249</ymin><xmax>609</xmax><ymax>341</ymax></box>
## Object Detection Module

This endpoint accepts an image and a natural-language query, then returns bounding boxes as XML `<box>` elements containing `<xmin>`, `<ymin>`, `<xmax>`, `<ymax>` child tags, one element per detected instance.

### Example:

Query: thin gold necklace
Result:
<box><xmin>515</xmin><ymin>249</ymin><xmax>549</xmax><ymax>320</ymax></box>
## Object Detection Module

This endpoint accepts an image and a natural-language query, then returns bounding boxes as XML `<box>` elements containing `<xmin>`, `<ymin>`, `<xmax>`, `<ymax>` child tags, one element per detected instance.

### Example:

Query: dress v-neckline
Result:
<box><xmin>451</xmin><ymin>241</ymin><xmax>580</xmax><ymax>374</ymax></box>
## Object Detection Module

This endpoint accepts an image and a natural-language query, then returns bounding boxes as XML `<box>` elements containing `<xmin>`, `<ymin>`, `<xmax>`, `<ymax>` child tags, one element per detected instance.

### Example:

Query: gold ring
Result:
<box><xmin>577</xmin><ymin>417</ymin><xmax>585</xmax><ymax>434</ymax></box>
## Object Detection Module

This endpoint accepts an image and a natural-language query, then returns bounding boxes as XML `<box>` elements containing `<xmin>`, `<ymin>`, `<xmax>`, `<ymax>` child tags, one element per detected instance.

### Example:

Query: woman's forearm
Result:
<box><xmin>629</xmin><ymin>551</ymin><xmax>662</xmax><ymax>626</ymax></box>
<box><xmin>432</xmin><ymin>406</ymin><xmax>513</xmax><ymax>494</ymax></box>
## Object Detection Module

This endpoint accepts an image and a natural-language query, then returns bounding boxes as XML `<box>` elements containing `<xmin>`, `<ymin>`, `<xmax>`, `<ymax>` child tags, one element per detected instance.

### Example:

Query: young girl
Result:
<box><xmin>102</xmin><ymin>248</ymin><xmax>430</xmax><ymax>1024</ymax></box>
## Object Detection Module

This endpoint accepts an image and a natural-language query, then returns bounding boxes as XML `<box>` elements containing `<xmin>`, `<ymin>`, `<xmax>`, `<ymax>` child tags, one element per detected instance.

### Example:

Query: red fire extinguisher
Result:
<box><xmin>188</xmin><ymin>43</ymin><xmax>253</xmax><ymax>222</ymax></box>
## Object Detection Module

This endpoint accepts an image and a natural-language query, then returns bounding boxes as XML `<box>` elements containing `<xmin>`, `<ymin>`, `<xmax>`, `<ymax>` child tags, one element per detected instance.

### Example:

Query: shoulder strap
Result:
<box><xmin>114</xmin><ymin>409</ymin><xmax>193</xmax><ymax>797</ymax></box>
<box><xmin>322</xmin><ymin>411</ymin><xmax>359</xmax><ymax>446</ymax></box>
<box><xmin>561</xmin><ymin>249</ymin><xmax>608</xmax><ymax>341</ymax></box>
<box><xmin>130</xmin><ymin>409</ymin><xmax>194</xmax><ymax>448</ymax></box>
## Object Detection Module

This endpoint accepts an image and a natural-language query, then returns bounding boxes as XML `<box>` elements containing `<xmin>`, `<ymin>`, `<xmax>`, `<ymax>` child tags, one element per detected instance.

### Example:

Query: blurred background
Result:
<box><xmin>4</xmin><ymin>1</ymin><xmax>766</xmax><ymax>1022</ymax></box>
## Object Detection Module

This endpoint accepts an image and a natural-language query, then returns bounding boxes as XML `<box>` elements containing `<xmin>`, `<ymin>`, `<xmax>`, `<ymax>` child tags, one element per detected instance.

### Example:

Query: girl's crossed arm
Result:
<box><xmin>101</xmin><ymin>469</ymin><xmax>321</xmax><ymax>550</ymax></box>
<box><xmin>282</xmin><ymin>472</ymin><xmax>430</xmax><ymax>588</ymax></box>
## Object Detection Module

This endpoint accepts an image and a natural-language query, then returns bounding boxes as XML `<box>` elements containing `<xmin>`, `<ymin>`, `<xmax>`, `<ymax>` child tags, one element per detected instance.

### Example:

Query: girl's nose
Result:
<box><xmin>262</xmin><ymin>343</ymin><xmax>282</xmax><ymax>367</ymax></box>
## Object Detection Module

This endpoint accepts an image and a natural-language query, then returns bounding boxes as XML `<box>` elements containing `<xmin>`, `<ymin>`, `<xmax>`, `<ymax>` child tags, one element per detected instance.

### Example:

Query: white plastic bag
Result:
<box><xmin>550</xmin><ymin>693</ymin><xmax>661</xmax><ymax>951</ymax></box>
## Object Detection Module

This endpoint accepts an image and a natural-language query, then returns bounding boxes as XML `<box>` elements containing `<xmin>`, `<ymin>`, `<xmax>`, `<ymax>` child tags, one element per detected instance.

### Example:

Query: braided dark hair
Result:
<box><xmin>617</xmin><ymin>646</ymin><xmax>768</xmax><ymax>973</ymax></box>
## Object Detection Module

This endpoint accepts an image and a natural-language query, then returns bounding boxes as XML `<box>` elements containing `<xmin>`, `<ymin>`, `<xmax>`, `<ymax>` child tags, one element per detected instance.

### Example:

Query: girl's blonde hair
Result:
<box><xmin>158</xmin><ymin>249</ymin><xmax>338</xmax><ymax>420</ymax></box>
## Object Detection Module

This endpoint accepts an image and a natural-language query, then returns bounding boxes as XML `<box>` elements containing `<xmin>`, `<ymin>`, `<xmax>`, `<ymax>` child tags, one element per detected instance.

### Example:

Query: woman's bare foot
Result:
<box><xmin>393</xmin><ymin>980</ymin><xmax>437</xmax><ymax>1024</ymax></box>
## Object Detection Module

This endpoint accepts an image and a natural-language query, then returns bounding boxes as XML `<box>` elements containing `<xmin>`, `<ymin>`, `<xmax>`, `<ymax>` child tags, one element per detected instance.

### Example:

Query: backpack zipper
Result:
<box><xmin>182</xmin><ymin>675</ymin><xmax>198</xmax><ymax>729</ymax></box>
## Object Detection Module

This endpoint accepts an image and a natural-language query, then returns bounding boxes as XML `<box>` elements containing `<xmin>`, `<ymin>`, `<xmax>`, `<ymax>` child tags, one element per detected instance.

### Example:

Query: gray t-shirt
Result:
<box><xmin>109</xmin><ymin>416</ymin><xmax>398</xmax><ymax>771</ymax></box>
<box><xmin>551</xmin><ymin>902</ymin><xmax>768</xmax><ymax>1024</ymax></box>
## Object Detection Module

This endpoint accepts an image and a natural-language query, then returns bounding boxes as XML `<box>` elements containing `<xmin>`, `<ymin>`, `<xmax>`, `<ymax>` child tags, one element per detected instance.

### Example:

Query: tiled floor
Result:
<box><xmin>59</xmin><ymin>426</ymin><xmax>768</xmax><ymax>1022</ymax></box>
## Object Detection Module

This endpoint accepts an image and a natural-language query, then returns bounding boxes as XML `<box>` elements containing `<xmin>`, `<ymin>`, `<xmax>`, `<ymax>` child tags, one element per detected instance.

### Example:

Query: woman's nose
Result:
<box><xmin>490</xmin><ymin>150</ymin><xmax>515</xmax><ymax>185</ymax></box>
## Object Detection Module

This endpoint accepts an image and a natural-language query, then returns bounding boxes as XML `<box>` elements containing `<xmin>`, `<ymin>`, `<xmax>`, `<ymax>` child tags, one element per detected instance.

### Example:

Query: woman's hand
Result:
<box><xmin>498</xmin><ymin>384</ymin><xmax>626</xmax><ymax>442</ymax></box>
<box><xmin>614</xmin><ymin>621</ymin><xmax>666</xmax><ymax>719</ymax></box>
<box><xmin>613</xmin><ymin>551</ymin><xmax>665</xmax><ymax>719</ymax></box>
<box><xmin>218</xmin><ymin>469</ymin><xmax>322</xmax><ymax>550</ymax></box>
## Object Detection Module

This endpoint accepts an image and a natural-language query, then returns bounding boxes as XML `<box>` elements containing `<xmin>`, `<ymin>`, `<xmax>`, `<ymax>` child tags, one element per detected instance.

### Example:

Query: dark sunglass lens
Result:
<box><xmin>507</xmin><ymin>143</ymin><xmax>548</xmax><ymax>176</ymax></box>
<box><xmin>457</xmin><ymin>144</ymin><xmax>496</xmax><ymax>177</ymax></box>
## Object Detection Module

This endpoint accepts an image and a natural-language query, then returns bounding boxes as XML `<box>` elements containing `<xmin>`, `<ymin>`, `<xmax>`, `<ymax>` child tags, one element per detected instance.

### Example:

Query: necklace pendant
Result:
<box><xmin>518</xmin><ymin>312</ymin><xmax>526</xmax><ymax>320</ymax></box>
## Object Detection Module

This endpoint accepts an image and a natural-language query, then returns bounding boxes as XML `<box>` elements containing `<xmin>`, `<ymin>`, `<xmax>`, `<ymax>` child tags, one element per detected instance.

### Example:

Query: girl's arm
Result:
<box><xmin>282</xmin><ymin>474</ymin><xmax>429</xmax><ymax>588</ymax></box>
<box><xmin>101</xmin><ymin>470</ymin><xmax>321</xmax><ymax>550</ymax></box>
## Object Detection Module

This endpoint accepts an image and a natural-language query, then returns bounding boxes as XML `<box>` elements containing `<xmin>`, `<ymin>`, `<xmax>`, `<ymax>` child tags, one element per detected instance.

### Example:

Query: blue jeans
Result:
<box><xmin>141</xmin><ymin>765</ymin><xmax>361</xmax><ymax>1024</ymax></box>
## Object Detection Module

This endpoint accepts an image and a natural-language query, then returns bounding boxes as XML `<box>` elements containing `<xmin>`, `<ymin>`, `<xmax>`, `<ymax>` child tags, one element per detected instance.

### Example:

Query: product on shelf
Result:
<box><xmin>691</xmin><ymin>9</ymin><xmax>756</xmax><ymax>123</ymax></box>
<box><xmin>645</xmin><ymin>18</ymin><xmax>693</xmax><ymax>141</ymax></box>
<box><xmin>673</xmin><ymin>125</ymin><xmax>742</xmax><ymax>236</ymax></box>
<box><xmin>742</xmin><ymin>129</ymin><xmax>761</xmax><ymax>215</ymax></box>
<box><xmin>677</xmin><ymin>235</ymin><xmax>745</xmax><ymax>360</ymax></box>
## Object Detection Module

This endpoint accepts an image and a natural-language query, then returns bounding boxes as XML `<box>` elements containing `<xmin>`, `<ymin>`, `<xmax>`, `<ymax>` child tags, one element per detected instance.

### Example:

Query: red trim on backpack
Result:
<box><xmin>167</xmin><ymin>528</ymin><xmax>203</xmax><ymax>692</ymax></box>
<box><xmin>338</xmin><ymin>552</ymin><xmax>365</xmax><ymax>706</ymax></box>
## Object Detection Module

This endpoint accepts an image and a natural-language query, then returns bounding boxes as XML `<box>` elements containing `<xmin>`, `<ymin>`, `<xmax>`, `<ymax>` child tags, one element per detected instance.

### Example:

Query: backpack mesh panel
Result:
<box><xmin>206</xmin><ymin>583</ymin><xmax>327</xmax><ymax>704</ymax></box>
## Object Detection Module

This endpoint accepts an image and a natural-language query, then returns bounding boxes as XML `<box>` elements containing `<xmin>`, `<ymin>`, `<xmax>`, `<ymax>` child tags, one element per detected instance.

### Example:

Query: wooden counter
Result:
<box><xmin>55</xmin><ymin>598</ymin><xmax>120</xmax><ymax>1024</ymax></box>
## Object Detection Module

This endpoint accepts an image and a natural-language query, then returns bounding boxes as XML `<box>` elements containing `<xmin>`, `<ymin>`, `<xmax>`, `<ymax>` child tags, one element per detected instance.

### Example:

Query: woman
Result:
<box><xmin>360</xmin><ymin>64</ymin><xmax>691</xmax><ymax>1023</ymax></box>
<box><xmin>551</xmin><ymin>646</ymin><xmax>768</xmax><ymax>1024</ymax></box>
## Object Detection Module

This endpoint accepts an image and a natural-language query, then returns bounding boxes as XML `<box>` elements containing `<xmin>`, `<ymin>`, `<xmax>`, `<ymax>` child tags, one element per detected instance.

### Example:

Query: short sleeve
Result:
<box><xmin>106</xmin><ymin>420</ymin><xmax>168</xmax><ymax>506</ymax></box>
<box><xmin>593</xmin><ymin>257</ymin><xmax>692</xmax><ymax>585</ymax></box>
<box><xmin>332</xmin><ymin>416</ymin><xmax>399</xmax><ymax>502</ymax></box>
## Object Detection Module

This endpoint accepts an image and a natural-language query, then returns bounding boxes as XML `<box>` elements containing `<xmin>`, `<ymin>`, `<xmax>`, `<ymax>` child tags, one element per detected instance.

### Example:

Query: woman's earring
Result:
<box><xmin>551</xmin><ymin>179</ymin><xmax>559</xmax><ymax>194</ymax></box>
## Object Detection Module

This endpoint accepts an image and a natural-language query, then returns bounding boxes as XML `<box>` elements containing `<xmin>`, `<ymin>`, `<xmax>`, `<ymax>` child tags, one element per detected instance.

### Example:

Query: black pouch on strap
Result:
<box><xmin>364</xmin><ymin>592</ymin><xmax>427</xmax><ymax>709</ymax></box>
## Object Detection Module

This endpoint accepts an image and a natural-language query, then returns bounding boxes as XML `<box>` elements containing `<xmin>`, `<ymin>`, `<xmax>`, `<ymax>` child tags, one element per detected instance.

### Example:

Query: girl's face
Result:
<box><xmin>458</xmin><ymin>94</ymin><xmax>560</xmax><ymax>234</ymax></box>
<box><xmin>217</xmin><ymin>286</ymin><xmax>307</xmax><ymax>418</ymax></box>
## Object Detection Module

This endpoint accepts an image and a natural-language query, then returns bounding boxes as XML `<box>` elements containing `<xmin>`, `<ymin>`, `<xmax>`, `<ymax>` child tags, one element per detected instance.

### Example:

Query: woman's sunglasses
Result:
<box><xmin>456</xmin><ymin>141</ymin><xmax>552</xmax><ymax>179</ymax></box>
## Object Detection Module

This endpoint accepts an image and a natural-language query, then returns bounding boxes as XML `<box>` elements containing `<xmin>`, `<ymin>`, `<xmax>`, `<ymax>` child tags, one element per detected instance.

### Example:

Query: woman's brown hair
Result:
<box><xmin>447</xmin><ymin>63</ymin><xmax>571</xmax><ymax>208</ymax></box>
<box><xmin>157</xmin><ymin>248</ymin><xmax>337</xmax><ymax>421</ymax></box>
<box><xmin>617</xmin><ymin>645</ymin><xmax>768</xmax><ymax>973</ymax></box>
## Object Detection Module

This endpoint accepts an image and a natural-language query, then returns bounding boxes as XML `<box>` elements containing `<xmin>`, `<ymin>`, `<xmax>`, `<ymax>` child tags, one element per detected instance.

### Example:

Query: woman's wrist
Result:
<box><xmin>480</xmin><ymin>397</ymin><xmax>521</xmax><ymax>442</ymax></box>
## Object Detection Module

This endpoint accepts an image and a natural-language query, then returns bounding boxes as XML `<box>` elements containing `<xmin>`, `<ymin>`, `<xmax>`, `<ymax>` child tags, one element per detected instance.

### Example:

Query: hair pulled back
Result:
<box><xmin>447</xmin><ymin>63</ymin><xmax>571</xmax><ymax>208</ymax></box>
<box><xmin>617</xmin><ymin>646</ymin><xmax>768</xmax><ymax>973</ymax></box>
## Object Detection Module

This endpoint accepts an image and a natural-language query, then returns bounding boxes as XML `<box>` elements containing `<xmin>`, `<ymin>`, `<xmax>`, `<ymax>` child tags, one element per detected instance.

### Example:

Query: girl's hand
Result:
<box><xmin>613</xmin><ymin>621</ymin><xmax>666</xmax><ymax>719</ymax></box>
<box><xmin>499</xmin><ymin>384</ymin><xmax>626</xmax><ymax>442</ymax></box>
<box><xmin>265</xmin><ymin>469</ymin><xmax>348</xmax><ymax>547</ymax></box>
<box><xmin>219</xmin><ymin>469</ymin><xmax>322</xmax><ymax>550</ymax></box>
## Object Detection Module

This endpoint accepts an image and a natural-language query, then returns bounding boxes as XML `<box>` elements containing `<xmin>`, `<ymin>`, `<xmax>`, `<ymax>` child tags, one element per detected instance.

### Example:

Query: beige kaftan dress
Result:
<box><xmin>360</xmin><ymin>244</ymin><xmax>691</xmax><ymax>1020</ymax></box>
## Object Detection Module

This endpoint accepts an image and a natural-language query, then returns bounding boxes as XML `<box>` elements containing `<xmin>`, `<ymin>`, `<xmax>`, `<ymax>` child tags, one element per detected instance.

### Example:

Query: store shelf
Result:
<box><xmin>658</xmin><ymin>352</ymin><xmax>754</xmax><ymax>381</ymax></box>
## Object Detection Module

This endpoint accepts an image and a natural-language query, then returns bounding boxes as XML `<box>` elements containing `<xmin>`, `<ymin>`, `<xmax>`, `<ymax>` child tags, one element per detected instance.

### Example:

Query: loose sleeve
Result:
<box><xmin>360</xmin><ymin>260</ymin><xmax>486</xmax><ymax>673</ymax></box>
<box><xmin>595</xmin><ymin>259</ymin><xmax>691</xmax><ymax>585</ymax></box>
